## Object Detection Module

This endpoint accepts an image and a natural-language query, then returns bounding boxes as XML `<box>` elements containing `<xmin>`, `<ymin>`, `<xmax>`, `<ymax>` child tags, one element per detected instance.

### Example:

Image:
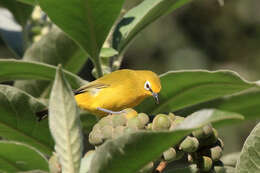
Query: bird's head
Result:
<box><xmin>137</xmin><ymin>70</ymin><xmax>162</xmax><ymax>104</ymax></box>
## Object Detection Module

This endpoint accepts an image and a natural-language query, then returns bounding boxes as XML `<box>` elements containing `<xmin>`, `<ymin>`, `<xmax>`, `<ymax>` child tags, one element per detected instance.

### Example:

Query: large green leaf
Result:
<box><xmin>136</xmin><ymin>70</ymin><xmax>257</xmax><ymax>114</ymax></box>
<box><xmin>89</xmin><ymin>109</ymin><xmax>243</xmax><ymax>173</ymax></box>
<box><xmin>0</xmin><ymin>0</ymin><xmax>33</xmax><ymax>27</ymax></box>
<box><xmin>221</xmin><ymin>152</ymin><xmax>240</xmax><ymax>167</ymax></box>
<box><xmin>17</xmin><ymin>0</ymin><xmax>36</xmax><ymax>6</ymax></box>
<box><xmin>177</xmin><ymin>89</ymin><xmax>260</xmax><ymax>120</ymax></box>
<box><xmin>113</xmin><ymin>0</ymin><xmax>191</xmax><ymax>52</ymax></box>
<box><xmin>236</xmin><ymin>122</ymin><xmax>260</xmax><ymax>173</ymax></box>
<box><xmin>0</xmin><ymin>141</ymin><xmax>48</xmax><ymax>172</ymax></box>
<box><xmin>0</xmin><ymin>59</ymin><xmax>86</xmax><ymax>90</ymax></box>
<box><xmin>0</xmin><ymin>85</ymin><xmax>53</xmax><ymax>155</ymax></box>
<box><xmin>23</xmin><ymin>27</ymin><xmax>87</xmax><ymax>74</ymax></box>
<box><xmin>80</xmin><ymin>151</ymin><xmax>95</xmax><ymax>173</ymax></box>
<box><xmin>15</xmin><ymin>27</ymin><xmax>87</xmax><ymax>97</ymax></box>
<box><xmin>49</xmin><ymin>66</ymin><xmax>83</xmax><ymax>173</ymax></box>
<box><xmin>38</xmin><ymin>0</ymin><xmax>125</xmax><ymax>60</ymax></box>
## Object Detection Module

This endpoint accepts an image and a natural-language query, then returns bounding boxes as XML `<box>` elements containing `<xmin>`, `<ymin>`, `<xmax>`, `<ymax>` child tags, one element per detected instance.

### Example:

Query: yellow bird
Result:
<box><xmin>37</xmin><ymin>69</ymin><xmax>161</xmax><ymax>120</ymax></box>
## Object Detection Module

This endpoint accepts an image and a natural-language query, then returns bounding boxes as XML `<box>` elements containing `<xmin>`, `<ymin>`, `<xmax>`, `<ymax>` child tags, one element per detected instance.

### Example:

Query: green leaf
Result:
<box><xmin>89</xmin><ymin>109</ymin><xmax>243</xmax><ymax>173</ymax></box>
<box><xmin>136</xmin><ymin>70</ymin><xmax>257</xmax><ymax>114</ymax></box>
<box><xmin>221</xmin><ymin>152</ymin><xmax>240</xmax><ymax>167</ymax></box>
<box><xmin>236</xmin><ymin>122</ymin><xmax>260</xmax><ymax>173</ymax></box>
<box><xmin>17</xmin><ymin>0</ymin><xmax>36</xmax><ymax>6</ymax></box>
<box><xmin>0</xmin><ymin>0</ymin><xmax>33</xmax><ymax>26</ymax></box>
<box><xmin>100</xmin><ymin>48</ymin><xmax>118</xmax><ymax>58</ymax></box>
<box><xmin>177</xmin><ymin>89</ymin><xmax>260</xmax><ymax>120</ymax></box>
<box><xmin>0</xmin><ymin>59</ymin><xmax>86</xmax><ymax>90</ymax></box>
<box><xmin>113</xmin><ymin>0</ymin><xmax>191</xmax><ymax>52</ymax></box>
<box><xmin>208</xmin><ymin>89</ymin><xmax>260</xmax><ymax>120</ymax></box>
<box><xmin>179</xmin><ymin>109</ymin><xmax>244</xmax><ymax>129</ymax></box>
<box><xmin>15</xmin><ymin>27</ymin><xmax>87</xmax><ymax>97</ymax></box>
<box><xmin>0</xmin><ymin>141</ymin><xmax>48</xmax><ymax>172</ymax></box>
<box><xmin>38</xmin><ymin>0</ymin><xmax>125</xmax><ymax>60</ymax></box>
<box><xmin>24</xmin><ymin>27</ymin><xmax>87</xmax><ymax>74</ymax></box>
<box><xmin>0</xmin><ymin>85</ymin><xmax>53</xmax><ymax>155</ymax></box>
<box><xmin>79</xmin><ymin>151</ymin><xmax>95</xmax><ymax>173</ymax></box>
<box><xmin>17</xmin><ymin>171</ymin><xmax>48</xmax><ymax>173</ymax></box>
<box><xmin>49</xmin><ymin>66</ymin><xmax>83</xmax><ymax>173</ymax></box>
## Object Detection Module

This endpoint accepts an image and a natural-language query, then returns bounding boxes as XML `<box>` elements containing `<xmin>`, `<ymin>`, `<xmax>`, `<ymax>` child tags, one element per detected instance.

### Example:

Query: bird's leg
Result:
<box><xmin>97</xmin><ymin>107</ymin><xmax>125</xmax><ymax>115</ymax></box>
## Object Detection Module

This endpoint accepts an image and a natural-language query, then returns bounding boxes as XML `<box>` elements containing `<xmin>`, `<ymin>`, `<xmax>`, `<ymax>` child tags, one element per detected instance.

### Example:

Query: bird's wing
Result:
<box><xmin>73</xmin><ymin>83</ymin><xmax>110</xmax><ymax>95</ymax></box>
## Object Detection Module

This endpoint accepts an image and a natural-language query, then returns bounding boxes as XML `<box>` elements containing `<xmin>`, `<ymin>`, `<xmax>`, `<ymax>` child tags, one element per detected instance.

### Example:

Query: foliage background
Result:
<box><xmin>0</xmin><ymin>0</ymin><xmax>259</xmax><ymax>157</ymax></box>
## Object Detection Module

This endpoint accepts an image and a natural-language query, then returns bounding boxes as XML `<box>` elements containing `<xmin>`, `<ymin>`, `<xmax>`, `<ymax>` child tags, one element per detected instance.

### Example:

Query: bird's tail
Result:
<box><xmin>36</xmin><ymin>109</ymin><xmax>48</xmax><ymax>121</ymax></box>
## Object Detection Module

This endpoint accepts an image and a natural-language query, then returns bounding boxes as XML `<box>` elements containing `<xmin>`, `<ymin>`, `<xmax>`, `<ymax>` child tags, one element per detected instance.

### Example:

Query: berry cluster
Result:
<box><xmin>88</xmin><ymin>108</ymin><xmax>224</xmax><ymax>172</ymax></box>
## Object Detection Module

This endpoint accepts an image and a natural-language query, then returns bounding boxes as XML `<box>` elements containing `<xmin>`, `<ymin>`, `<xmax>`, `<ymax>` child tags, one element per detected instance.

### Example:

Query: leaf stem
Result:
<box><xmin>93</xmin><ymin>57</ymin><xmax>103</xmax><ymax>77</ymax></box>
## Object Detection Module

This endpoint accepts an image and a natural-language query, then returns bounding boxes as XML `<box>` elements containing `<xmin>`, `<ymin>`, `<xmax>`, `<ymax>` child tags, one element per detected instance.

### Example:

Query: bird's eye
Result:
<box><xmin>144</xmin><ymin>81</ymin><xmax>151</xmax><ymax>91</ymax></box>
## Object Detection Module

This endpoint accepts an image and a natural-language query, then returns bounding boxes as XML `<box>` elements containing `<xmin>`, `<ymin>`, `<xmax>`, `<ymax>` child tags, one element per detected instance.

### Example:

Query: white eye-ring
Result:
<box><xmin>144</xmin><ymin>81</ymin><xmax>151</xmax><ymax>91</ymax></box>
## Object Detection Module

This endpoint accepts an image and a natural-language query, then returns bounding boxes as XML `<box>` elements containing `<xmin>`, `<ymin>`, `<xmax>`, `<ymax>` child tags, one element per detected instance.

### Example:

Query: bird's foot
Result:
<box><xmin>97</xmin><ymin>107</ymin><xmax>125</xmax><ymax>115</ymax></box>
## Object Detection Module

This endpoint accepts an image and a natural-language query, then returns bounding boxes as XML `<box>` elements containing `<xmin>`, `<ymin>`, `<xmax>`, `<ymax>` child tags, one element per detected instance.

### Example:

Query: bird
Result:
<box><xmin>36</xmin><ymin>69</ymin><xmax>161</xmax><ymax>121</ymax></box>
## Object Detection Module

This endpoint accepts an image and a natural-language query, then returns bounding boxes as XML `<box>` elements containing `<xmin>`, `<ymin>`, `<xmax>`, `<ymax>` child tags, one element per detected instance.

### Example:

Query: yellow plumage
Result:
<box><xmin>74</xmin><ymin>69</ymin><xmax>161</xmax><ymax>117</ymax></box>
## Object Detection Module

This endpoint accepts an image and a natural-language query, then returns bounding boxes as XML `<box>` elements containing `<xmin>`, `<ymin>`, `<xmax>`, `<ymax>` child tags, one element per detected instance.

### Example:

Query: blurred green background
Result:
<box><xmin>0</xmin><ymin>0</ymin><xmax>259</xmax><ymax>155</ymax></box>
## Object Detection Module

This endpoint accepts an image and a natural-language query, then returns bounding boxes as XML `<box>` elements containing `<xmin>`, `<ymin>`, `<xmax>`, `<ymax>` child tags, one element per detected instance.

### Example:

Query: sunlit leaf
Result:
<box><xmin>49</xmin><ymin>66</ymin><xmax>83</xmax><ymax>173</ymax></box>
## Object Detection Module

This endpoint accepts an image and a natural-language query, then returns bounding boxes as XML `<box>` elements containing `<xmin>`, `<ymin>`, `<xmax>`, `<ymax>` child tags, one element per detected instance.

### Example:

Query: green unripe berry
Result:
<box><xmin>187</xmin><ymin>154</ymin><xmax>194</xmax><ymax>163</ymax></box>
<box><xmin>98</xmin><ymin>116</ymin><xmax>113</xmax><ymax>127</ymax></box>
<box><xmin>169</xmin><ymin>116</ymin><xmax>185</xmax><ymax>130</ymax></box>
<box><xmin>210</xmin><ymin>146</ymin><xmax>222</xmax><ymax>161</ymax></box>
<box><xmin>123</xmin><ymin>108</ymin><xmax>138</xmax><ymax>120</ymax></box>
<box><xmin>187</xmin><ymin>153</ymin><xmax>199</xmax><ymax>164</ymax></box>
<box><xmin>179</xmin><ymin>136</ymin><xmax>199</xmax><ymax>153</ymax></box>
<box><xmin>137</xmin><ymin>113</ymin><xmax>150</xmax><ymax>126</ymax></box>
<box><xmin>127</xmin><ymin>117</ymin><xmax>144</xmax><ymax>129</ymax></box>
<box><xmin>200</xmin><ymin>146</ymin><xmax>223</xmax><ymax>162</ymax></box>
<box><xmin>213</xmin><ymin>128</ymin><xmax>219</xmax><ymax>138</ymax></box>
<box><xmin>124</xmin><ymin>127</ymin><xmax>138</xmax><ymax>134</ymax></box>
<box><xmin>168</xmin><ymin>112</ymin><xmax>175</xmax><ymax>121</ymax></box>
<box><xmin>163</xmin><ymin>148</ymin><xmax>176</xmax><ymax>161</ymax></box>
<box><xmin>152</xmin><ymin>114</ymin><xmax>171</xmax><ymax>130</ymax></box>
<box><xmin>192</xmin><ymin>124</ymin><xmax>213</xmax><ymax>139</ymax></box>
<box><xmin>162</xmin><ymin>148</ymin><xmax>185</xmax><ymax>162</ymax></box>
<box><xmin>192</xmin><ymin>128</ymin><xmax>204</xmax><ymax>139</ymax></box>
<box><xmin>174</xmin><ymin>116</ymin><xmax>185</xmax><ymax>124</ymax></box>
<box><xmin>198</xmin><ymin>156</ymin><xmax>213</xmax><ymax>172</ymax></box>
<box><xmin>146</xmin><ymin>123</ymin><xmax>153</xmax><ymax>130</ymax></box>
<box><xmin>202</xmin><ymin>124</ymin><xmax>213</xmax><ymax>137</ymax></box>
<box><xmin>113</xmin><ymin>126</ymin><xmax>125</xmax><ymax>138</ymax></box>
<box><xmin>100</xmin><ymin>125</ymin><xmax>113</xmax><ymax>139</ymax></box>
<box><xmin>199</xmin><ymin>128</ymin><xmax>218</xmax><ymax>148</ymax></box>
<box><xmin>92</xmin><ymin>124</ymin><xmax>101</xmax><ymax>131</ymax></box>
<box><xmin>89</xmin><ymin>129</ymin><xmax>103</xmax><ymax>145</ymax></box>
<box><xmin>112</xmin><ymin>114</ymin><xmax>127</xmax><ymax>127</ymax></box>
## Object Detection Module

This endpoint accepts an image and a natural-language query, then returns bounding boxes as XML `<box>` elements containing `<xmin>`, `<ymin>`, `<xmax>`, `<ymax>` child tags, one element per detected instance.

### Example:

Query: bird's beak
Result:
<box><xmin>152</xmin><ymin>92</ymin><xmax>159</xmax><ymax>104</ymax></box>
